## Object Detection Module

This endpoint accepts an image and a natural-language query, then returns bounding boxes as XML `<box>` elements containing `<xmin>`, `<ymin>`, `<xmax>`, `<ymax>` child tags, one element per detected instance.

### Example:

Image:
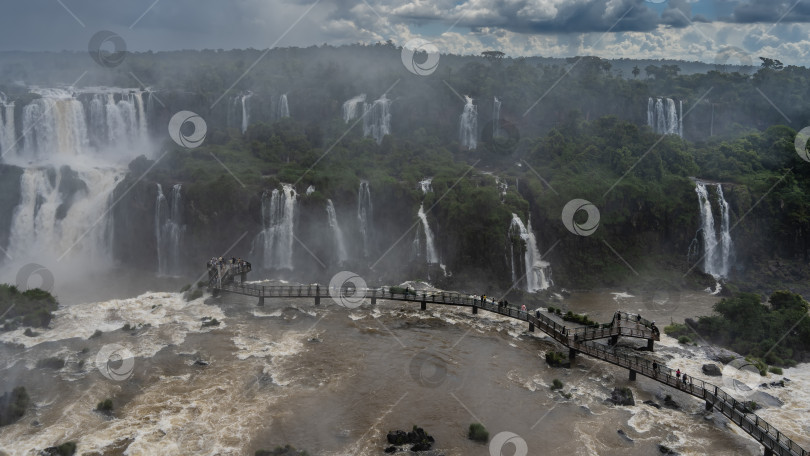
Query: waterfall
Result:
<box><xmin>419</xmin><ymin>178</ymin><xmax>433</xmax><ymax>194</ymax></box>
<box><xmin>0</xmin><ymin>101</ymin><xmax>14</xmax><ymax>157</ymax></box>
<box><xmin>459</xmin><ymin>95</ymin><xmax>477</xmax><ymax>150</ymax></box>
<box><xmin>5</xmin><ymin>167</ymin><xmax>122</xmax><ymax>272</ymax></box>
<box><xmin>342</xmin><ymin>94</ymin><xmax>366</xmax><ymax>123</ymax></box>
<box><xmin>241</xmin><ymin>92</ymin><xmax>253</xmax><ymax>134</ymax></box>
<box><xmin>22</xmin><ymin>94</ymin><xmax>89</xmax><ymax>161</ymax></box>
<box><xmin>509</xmin><ymin>214</ymin><xmax>551</xmax><ymax>292</ymax></box>
<box><xmin>252</xmin><ymin>184</ymin><xmax>296</xmax><ymax>270</ymax></box>
<box><xmin>363</xmin><ymin>95</ymin><xmax>391</xmax><ymax>144</ymax></box>
<box><xmin>155</xmin><ymin>184</ymin><xmax>184</xmax><ymax>276</ymax></box>
<box><xmin>278</xmin><ymin>94</ymin><xmax>289</xmax><ymax>118</ymax></box>
<box><xmin>693</xmin><ymin>182</ymin><xmax>734</xmax><ymax>278</ymax></box>
<box><xmin>493</xmin><ymin>96</ymin><xmax>502</xmax><ymax>138</ymax></box>
<box><xmin>357</xmin><ymin>181</ymin><xmax>373</xmax><ymax>257</ymax></box>
<box><xmin>647</xmin><ymin>97</ymin><xmax>683</xmax><ymax>137</ymax></box>
<box><xmin>1</xmin><ymin>87</ymin><xmax>151</xmax><ymax>286</ymax></box>
<box><xmin>416</xmin><ymin>204</ymin><xmax>439</xmax><ymax>264</ymax></box>
<box><xmin>326</xmin><ymin>199</ymin><xmax>348</xmax><ymax>265</ymax></box>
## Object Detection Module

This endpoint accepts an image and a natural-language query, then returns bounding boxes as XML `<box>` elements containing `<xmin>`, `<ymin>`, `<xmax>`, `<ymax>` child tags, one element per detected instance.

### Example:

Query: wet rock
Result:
<box><xmin>701</xmin><ymin>364</ymin><xmax>722</xmax><ymax>376</ymax></box>
<box><xmin>193</xmin><ymin>359</ymin><xmax>209</xmax><ymax>366</ymax></box>
<box><xmin>254</xmin><ymin>444</ymin><xmax>308</xmax><ymax>455</ymax></box>
<box><xmin>663</xmin><ymin>395</ymin><xmax>680</xmax><ymax>409</ymax></box>
<box><xmin>643</xmin><ymin>400</ymin><xmax>661</xmax><ymax>409</ymax></box>
<box><xmin>617</xmin><ymin>429</ymin><xmax>634</xmax><ymax>443</ymax></box>
<box><xmin>658</xmin><ymin>444</ymin><xmax>680</xmax><ymax>455</ymax></box>
<box><xmin>608</xmin><ymin>387</ymin><xmax>635</xmax><ymax>406</ymax></box>
<box><xmin>386</xmin><ymin>426</ymin><xmax>436</xmax><ymax>452</ymax></box>
<box><xmin>387</xmin><ymin>430</ymin><xmax>408</xmax><ymax>445</ymax></box>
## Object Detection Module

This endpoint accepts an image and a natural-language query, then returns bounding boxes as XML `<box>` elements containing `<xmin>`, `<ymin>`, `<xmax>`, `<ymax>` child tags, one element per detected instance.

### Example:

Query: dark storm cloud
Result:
<box><xmin>732</xmin><ymin>0</ymin><xmax>810</xmax><ymax>23</ymax></box>
<box><xmin>660</xmin><ymin>0</ymin><xmax>693</xmax><ymax>28</ymax></box>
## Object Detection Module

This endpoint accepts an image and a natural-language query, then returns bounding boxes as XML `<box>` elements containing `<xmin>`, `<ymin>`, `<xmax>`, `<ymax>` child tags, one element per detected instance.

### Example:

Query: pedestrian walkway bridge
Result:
<box><xmin>208</xmin><ymin>267</ymin><xmax>807</xmax><ymax>456</ymax></box>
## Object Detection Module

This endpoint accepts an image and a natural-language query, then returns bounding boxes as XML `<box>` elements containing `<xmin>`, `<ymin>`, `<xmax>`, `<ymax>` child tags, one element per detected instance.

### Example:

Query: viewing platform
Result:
<box><xmin>207</xmin><ymin>266</ymin><xmax>807</xmax><ymax>456</ymax></box>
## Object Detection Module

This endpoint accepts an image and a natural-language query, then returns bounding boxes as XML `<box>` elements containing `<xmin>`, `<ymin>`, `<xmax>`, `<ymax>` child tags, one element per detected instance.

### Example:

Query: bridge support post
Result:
<box><xmin>629</xmin><ymin>370</ymin><xmax>637</xmax><ymax>381</ymax></box>
<box><xmin>371</xmin><ymin>289</ymin><xmax>376</xmax><ymax>305</ymax></box>
<box><xmin>647</xmin><ymin>339</ymin><xmax>654</xmax><ymax>351</ymax></box>
<box><xmin>213</xmin><ymin>288</ymin><xmax>220</xmax><ymax>297</ymax></box>
<box><xmin>421</xmin><ymin>301</ymin><xmax>426</xmax><ymax>311</ymax></box>
<box><xmin>705</xmin><ymin>400</ymin><xmax>713</xmax><ymax>411</ymax></box>
<box><xmin>610</xmin><ymin>335</ymin><xmax>619</xmax><ymax>346</ymax></box>
<box><xmin>764</xmin><ymin>449</ymin><xmax>774</xmax><ymax>456</ymax></box>
<box><xmin>258</xmin><ymin>296</ymin><xmax>264</xmax><ymax>306</ymax></box>
<box><xmin>315</xmin><ymin>285</ymin><xmax>321</xmax><ymax>306</ymax></box>
<box><xmin>241</xmin><ymin>272</ymin><xmax>246</xmax><ymax>283</ymax></box>
<box><xmin>529</xmin><ymin>322</ymin><xmax>534</xmax><ymax>332</ymax></box>
<box><xmin>568</xmin><ymin>348</ymin><xmax>577</xmax><ymax>361</ymax></box>
<box><xmin>472</xmin><ymin>306</ymin><xmax>478</xmax><ymax>315</ymax></box>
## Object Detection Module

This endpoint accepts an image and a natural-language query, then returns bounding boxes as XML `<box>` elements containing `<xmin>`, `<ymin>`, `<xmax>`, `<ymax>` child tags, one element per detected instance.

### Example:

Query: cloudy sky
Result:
<box><xmin>3</xmin><ymin>0</ymin><xmax>810</xmax><ymax>64</ymax></box>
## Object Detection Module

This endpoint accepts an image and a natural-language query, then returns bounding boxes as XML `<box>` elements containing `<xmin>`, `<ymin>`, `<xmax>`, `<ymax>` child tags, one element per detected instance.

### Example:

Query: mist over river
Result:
<box><xmin>0</xmin><ymin>278</ymin><xmax>807</xmax><ymax>456</ymax></box>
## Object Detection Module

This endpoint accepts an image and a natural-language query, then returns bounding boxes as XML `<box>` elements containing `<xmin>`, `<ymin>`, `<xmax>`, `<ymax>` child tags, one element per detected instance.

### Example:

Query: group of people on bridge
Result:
<box><xmin>207</xmin><ymin>256</ymin><xmax>250</xmax><ymax>287</ymax></box>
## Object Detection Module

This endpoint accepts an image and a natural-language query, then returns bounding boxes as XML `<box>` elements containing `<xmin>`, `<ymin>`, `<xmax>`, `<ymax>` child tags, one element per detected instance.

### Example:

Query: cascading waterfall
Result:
<box><xmin>509</xmin><ymin>214</ymin><xmax>551</xmax><ymax>292</ymax></box>
<box><xmin>692</xmin><ymin>182</ymin><xmax>734</xmax><ymax>278</ymax></box>
<box><xmin>363</xmin><ymin>95</ymin><xmax>391</xmax><ymax>144</ymax></box>
<box><xmin>357</xmin><ymin>181</ymin><xmax>373</xmax><ymax>257</ymax></box>
<box><xmin>647</xmin><ymin>97</ymin><xmax>683</xmax><ymax>137</ymax></box>
<box><xmin>155</xmin><ymin>184</ymin><xmax>184</xmax><ymax>276</ymax></box>
<box><xmin>342</xmin><ymin>94</ymin><xmax>366</xmax><ymax>123</ymax></box>
<box><xmin>326</xmin><ymin>199</ymin><xmax>348</xmax><ymax>265</ymax></box>
<box><xmin>1</xmin><ymin>87</ymin><xmax>150</xmax><ymax>284</ymax></box>
<box><xmin>5</xmin><ymin>167</ymin><xmax>122</xmax><ymax>270</ymax></box>
<box><xmin>241</xmin><ymin>92</ymin><xmax>253</xmax><ymax>134</ymax></box>
<box><xmin>253</xmin><ymin>184</ymin><xmax>296</xmax><ymax>270</ymax></box>
<box><xmin>278</xmin><ymin>94</ymin><xmax>289</xmax><ymax>118</ymax></box>
<box><xmin>0</xmin><ymin>99</ymin><xmax>14</xmax><ymax>157</ymax></box>
<box><xmin>459</xmin><ymin>96</ymin><xmax>477</xmax><ymax>150</ymax></box>
<box><xmin>415</xmin><ymin>204</ymin><xmax>439</xmax><ymax>264</ymax></box>
<box><xmin>492</xmin><ymin>96</ymin><xmax>502</xmax><ymax>138</ymax></box>
<box><xmin>419</xmin><ymin>178</ymin><xmax>433</xmax><ymax>194</ymax></box>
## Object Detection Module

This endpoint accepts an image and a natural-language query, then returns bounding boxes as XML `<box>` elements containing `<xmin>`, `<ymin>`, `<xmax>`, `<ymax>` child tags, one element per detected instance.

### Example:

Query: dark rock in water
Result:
<box><xmin>658</xmin><ymin>444</ymin><xmax>680</xmax><ymax>455</ymax></box>
<box><xmin>608</xmin><ymin>387</ymin><xmax>635</xmax><ymax>406</ymax></box>
<box><xmin>663</xmin><ymin>396</ymin><xmax>680</xmax><ymax>409</ymax></box>
<box><xmin>307</xmin><ymin>337</ymin><xmax>321</xmax><ymax>343</ymax></box>
<box><xmin>193</xmin><ymin>359</ymin><xmax>209</xmax><ymax>366</ymax></box>
<box><xmin>387</xmin><ymin>430</ymin><xmax>409</xmax><ymax>445</ymax></box>
<box><xmin>702</xmin><ymin>364</ymin><xmax>722</xmax><ymax>376</ymax></box>
<box><xmin>643</xmin><ymin>400</ymin><xmax>661</xmax><ymax>409</ymax></box>
<box><xmin>387</xmin><ymin>426</ymin><xmax>436</xmax><ymax>452</ymax></box>
<box><xmin>40</xmin><ymin>442</ymin><xmax>77</xmax><ymax>456</ymax></box>
<box><xmin>254</xmin><ymin>444</ymin><xmax>308</xmax><ymax>455</ymax></box>
<box><xmin>617</xmin><ymin>429</ymin><xmax>634</xmax><ymax>443</ymax></box>
<box><xmin>384</xmin><ymin>447</ymin><xmax>397</xmax><ymax>454</ymax></box>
